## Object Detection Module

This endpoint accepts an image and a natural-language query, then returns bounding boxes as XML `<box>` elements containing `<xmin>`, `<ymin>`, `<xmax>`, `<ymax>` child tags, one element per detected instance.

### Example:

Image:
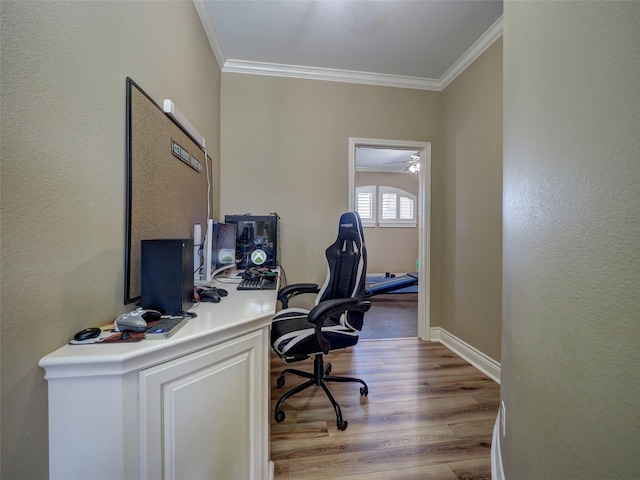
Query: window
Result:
<box><xmin>355</xmin><ymin>185</ymin><xmax>376</xmax><ymax>227</ymax></box>
<box><xmin>381</xmin><ymin>193</ymin><xmax>396</xmax><ymax>220</ymax></box>
<box><xmin>399</xmin><ymin>196</ymin><xmax>414</xmax><ymax>220</ymax></box>
<box><xmin>378</xmin><ymin>186</ymin><xmax>416</xmax><ymax>227</ymax></box>
<box><xmin>356</xmin><ymin>185</ymin><xmax>416</xmax><ymax>227</ymax></box>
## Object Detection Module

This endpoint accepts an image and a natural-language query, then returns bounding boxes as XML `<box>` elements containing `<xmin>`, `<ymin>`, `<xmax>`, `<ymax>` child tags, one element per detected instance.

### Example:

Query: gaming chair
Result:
<box><xmin>270</xmin><ymin>211</ymin><xmax>370</xmax><ymax>431</ymax></box>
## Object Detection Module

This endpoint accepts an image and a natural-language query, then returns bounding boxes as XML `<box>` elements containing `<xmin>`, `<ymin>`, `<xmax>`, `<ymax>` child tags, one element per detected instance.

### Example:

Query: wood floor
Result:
<box><xmin>270</xmin><ymin>338</ymin><xmax>499</xmax><ymax>480</ymax></box>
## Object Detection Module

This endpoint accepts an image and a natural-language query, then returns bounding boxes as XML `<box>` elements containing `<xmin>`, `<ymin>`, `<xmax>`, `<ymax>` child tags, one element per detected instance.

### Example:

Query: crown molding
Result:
<box><xmin>195</xmin><ymin>0</ymin><xmax>503</xmax><ymax>92</ymax></box>
<box><xmin>222</xmin><ymin>60</ymin><xmax>443</xmax><ymax>91</ymax></box>
<box><xmin>440</xmin><ymin>15</ymin><xmax>504</xmax><ymax>89</ymax></box>
<box><xmin>193</xmin><ymin>0</ymin><xmax>226</xmax><ymax>69</ymax></box>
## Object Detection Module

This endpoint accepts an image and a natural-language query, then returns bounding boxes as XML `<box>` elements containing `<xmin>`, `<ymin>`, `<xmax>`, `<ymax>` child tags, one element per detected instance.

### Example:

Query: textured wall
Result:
<box><xmin>440</xmin><ymin>39</ymin><xmax>503</xmax><ymax>361</ymax></box>
<box><xmin>0</xmin><ymin>2</ymin><xmax>220</xmax><ymax>478</ymax></box>
<box><xmin>502</xmin><ymin>2</ymin><xmax>640</xmax><ymax>478</ymax></box>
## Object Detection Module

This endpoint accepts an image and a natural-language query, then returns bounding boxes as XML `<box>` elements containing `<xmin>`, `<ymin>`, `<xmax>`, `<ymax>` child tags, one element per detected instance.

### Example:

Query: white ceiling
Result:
<box><xmin>355</xmin><ymin>147</ymin><xmax>420</xmax><ymax>173</ymax></box>
<box><xmin>193</xmin><ymin>0</ymin><xmax>503</xmax><ymax>171</ymax></box>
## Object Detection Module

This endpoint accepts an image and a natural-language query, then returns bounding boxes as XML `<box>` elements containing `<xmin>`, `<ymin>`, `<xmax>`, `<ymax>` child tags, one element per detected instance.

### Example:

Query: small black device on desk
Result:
<box><xmin>195</xmin><ymin>286</ymin><xmax>228</xmax><ymax>303</ymax></box>
<box><xmin>237</xmin><ymin>268</ymin><xmax>278</xmax><ymax>290</ymax></box>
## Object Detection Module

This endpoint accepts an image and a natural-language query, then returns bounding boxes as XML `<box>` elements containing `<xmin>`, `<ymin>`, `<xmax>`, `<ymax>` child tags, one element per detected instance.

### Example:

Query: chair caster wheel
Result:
<box><xmin>276</xmin><ymin>376</ymin><xmax>285</xmax><ymax>388</ymax></box>
<box><xmin>360</xmin><ymin>386</ymin><xmax>368</xmax><ymax>396</ymax></box>
<box><xmin>275</xmin><ymin>411</ymin><xmax>285</xmax><ymax>423</ymax></box>
<box><xmin>337</xmin><ymin>420</ymin><xmax>348</xmax><ymax>431</ymax></box>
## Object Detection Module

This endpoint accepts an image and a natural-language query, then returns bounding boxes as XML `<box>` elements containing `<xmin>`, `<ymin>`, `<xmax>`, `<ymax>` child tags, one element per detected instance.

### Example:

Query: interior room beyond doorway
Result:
<box><xmin>349</xmin><ymin>138</ymin><xmax>431</xmax><ymax>340</ymax></box>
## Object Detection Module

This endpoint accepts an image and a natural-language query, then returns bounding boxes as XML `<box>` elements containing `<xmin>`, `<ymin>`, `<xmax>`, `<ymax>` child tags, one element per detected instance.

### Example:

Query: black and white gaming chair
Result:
<box><xmin>271</xmin><ymin>211</ymin><xmax>370</xmax><ymax>431</ymax></box>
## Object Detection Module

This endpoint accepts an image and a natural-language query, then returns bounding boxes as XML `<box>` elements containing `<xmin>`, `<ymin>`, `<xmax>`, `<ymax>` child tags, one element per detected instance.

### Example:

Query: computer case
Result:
<box><xmin>141</xmin><ymin>239</ymin><xmax>194</xmax><ymax>315</ymax></box>
<box><xmin>224</xmin><ymin>214</ymin><xmax>278</xmax><ymax>269</ymax></box>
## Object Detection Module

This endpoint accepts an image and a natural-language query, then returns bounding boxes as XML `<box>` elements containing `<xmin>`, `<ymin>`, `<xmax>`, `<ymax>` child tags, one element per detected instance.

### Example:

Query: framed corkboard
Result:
<box><xmin>124</xmin><ymin>77</ymin><xmax>209</xmax><ymax>304</ymax></box>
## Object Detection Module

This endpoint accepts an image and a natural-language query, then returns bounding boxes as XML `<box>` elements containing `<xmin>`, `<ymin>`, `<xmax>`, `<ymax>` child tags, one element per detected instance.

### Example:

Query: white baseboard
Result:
<box><xmin>491</xmin><ymin>413</ymin><xmax>505</xmax><ymax>480</ymax></box>
<box><xmin>429</xmin><ymin>327</ymin><xmax>501</xmax><ymax>383</ymax></box>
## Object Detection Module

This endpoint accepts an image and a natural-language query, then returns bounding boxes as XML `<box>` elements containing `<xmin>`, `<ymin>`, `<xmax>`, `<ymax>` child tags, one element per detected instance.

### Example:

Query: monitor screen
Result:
<box><xmin>224</xmin><ymin>215</ymin><xmax>278</xmax><ymax>269</ymax></box>
<box><xmin>210</xmin><ymin>222</ymin><xmax>237</xmax><ymax>277</ymax></box>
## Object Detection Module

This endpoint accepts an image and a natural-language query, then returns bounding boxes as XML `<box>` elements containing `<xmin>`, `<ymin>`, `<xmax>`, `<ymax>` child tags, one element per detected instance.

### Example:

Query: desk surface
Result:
<box><xmin>39</xmin><ymin>285</ymin><xmax>278</xmax><ymax>378</ymax></box>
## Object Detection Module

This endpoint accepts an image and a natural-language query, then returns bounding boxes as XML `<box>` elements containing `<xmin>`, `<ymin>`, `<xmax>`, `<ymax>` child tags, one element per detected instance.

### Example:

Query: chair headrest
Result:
<box><xmin>337</xmin><ymin>212</ymin><xmax>364</xmax><ymax>242</ymax></box>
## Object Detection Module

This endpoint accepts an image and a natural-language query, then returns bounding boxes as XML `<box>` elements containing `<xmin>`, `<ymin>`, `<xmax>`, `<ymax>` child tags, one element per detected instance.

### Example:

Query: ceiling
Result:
<box><xmin>355</xmin><ymin>147</ymin><xmax>420</xmax><ymax>173</ymax></box>
<box><xmin>193</xmin><ymin>0</ymin><xmax>503</xmax><ymax>171</ymax></box>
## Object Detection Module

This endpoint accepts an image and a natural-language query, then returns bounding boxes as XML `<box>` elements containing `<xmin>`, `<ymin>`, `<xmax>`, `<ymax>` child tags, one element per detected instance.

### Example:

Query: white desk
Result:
<box><xmin>39</xmin><ymin>285</ymin><xmax>277</xmax><ymax>480</ymax></box>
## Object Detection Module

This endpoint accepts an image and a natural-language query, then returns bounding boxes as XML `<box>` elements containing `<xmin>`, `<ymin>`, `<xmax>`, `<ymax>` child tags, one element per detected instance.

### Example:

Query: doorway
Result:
<box><xmin>348</xmin><ymin>138</ymin><xmax>431</xmax><ymax>340</ymax></box>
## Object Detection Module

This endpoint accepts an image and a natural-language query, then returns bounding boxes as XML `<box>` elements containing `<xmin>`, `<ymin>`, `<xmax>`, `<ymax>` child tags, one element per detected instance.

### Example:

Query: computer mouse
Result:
<box><xmin>74</xmin><ymin>327</ymin><xmax>101</xmax><ymax>341</ymax></box>
<box><xmin>142</xmin><ymin>310</ymin><xmax>162</xmax><ymax>322</ymax></box>
<box><xmin>199</xmin><ymin>289</ymin><xmax>221</xmax><ymax>303</ymax></box>
<box><xmin>262</xmin><ymin>271</ymin><xmax>277</xmax><ymax>282</ymax></box>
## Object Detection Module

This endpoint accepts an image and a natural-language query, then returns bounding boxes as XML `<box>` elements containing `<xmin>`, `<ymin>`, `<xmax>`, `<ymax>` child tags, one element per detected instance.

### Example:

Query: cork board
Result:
<box><xmin>125</xmin><ymin>78</ymin><xmax>209</xmax><ymax>304</ymax></box>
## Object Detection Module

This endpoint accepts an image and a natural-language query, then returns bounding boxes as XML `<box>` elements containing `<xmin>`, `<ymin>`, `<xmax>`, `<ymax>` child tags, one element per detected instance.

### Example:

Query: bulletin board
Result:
<box><xmin>124</xmin><ymin>77</ymin><xmax>209</xmax><ymax>304</ymax></box>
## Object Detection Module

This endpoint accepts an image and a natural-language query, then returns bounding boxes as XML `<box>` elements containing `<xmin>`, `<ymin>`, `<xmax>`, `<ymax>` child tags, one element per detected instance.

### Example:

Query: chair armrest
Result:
<box><xmin>307</xmin><ymin>298</ymin><xmax>370</xmax><ymax>325</ymax></box>
<box><xmin>278</xmin><ymin>283</ymin><xmax>320</xmax><ymax>308</ymax></box>
<box><xmin>307</xmin><ymin>298</ymin><xmax>371</xmax><ymax>354</ymax></box>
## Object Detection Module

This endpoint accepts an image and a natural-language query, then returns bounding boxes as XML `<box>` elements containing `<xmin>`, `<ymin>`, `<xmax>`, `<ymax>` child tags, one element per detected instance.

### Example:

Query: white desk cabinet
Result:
<box><xmin>39</xmin><ymin>287</ymin><xmax>277</xmax><ymax>480</ymax></box>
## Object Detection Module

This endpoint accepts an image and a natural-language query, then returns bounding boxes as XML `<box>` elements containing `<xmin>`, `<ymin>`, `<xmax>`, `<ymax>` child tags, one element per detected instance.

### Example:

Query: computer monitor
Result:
<box><xmin>224</xmin><ymin>215</ymin><xmax>278</xmax><ymax>269</ymax></box>
<box><xmin>210</xmin><ymin>222</ymin><xmax>237</xmax><ymax>278</ymax></box>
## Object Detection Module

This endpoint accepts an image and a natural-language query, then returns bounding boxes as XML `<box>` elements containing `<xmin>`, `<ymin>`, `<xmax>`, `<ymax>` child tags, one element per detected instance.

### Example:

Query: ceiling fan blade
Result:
<box><xmin>383</xmin><ymin>159</ymin><xmax>412</xmax><ymax>164</ymax></box>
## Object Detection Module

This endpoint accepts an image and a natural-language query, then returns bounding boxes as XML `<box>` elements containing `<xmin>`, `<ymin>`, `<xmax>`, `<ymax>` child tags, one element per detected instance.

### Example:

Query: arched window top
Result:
<box><xmin>355</xmin><ymin>185</ymin><xmax>416</xmax><ymax>228</ymax></box>
<box><xmin>379</xmin><ymin>186</ymin><xmax>416</xmax><ymax>227</ymax></box>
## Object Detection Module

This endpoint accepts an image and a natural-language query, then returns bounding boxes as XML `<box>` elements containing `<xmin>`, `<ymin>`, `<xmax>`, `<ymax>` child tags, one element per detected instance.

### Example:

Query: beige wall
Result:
<box><xmin>355</xmin><ymin>170</ymin><xmax>419</xmax><ymax>274</ymax></box>
<box><xmin>440</xmin><ymin>39</ymin><xmax>503</xmax><ymax>361</ymax></box>
<box><xmin>0</xmin><ymin>2</ymin><xmax>220</xmax><ymax>478</ymax></box>
<box><xmin>1</xmin><ymin>3</ymin><xmax>506</xmax><ymax>476</ymax></box>
<box><xmin>220</xmin><ymin>74</ymin><xmax>441</xmax><ymax>298</ymax></box>
<box><xmin>502</xmin><ymin>2</ymin><xmax>639</xmax><ymax>478</ymax></box>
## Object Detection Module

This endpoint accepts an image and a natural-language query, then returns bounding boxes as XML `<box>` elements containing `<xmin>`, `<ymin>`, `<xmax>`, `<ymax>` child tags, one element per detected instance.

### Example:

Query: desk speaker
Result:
<box><xmin>141</xmin><ymin>239</ymin><xmax>194</xmax><ymax>315</ymax></box>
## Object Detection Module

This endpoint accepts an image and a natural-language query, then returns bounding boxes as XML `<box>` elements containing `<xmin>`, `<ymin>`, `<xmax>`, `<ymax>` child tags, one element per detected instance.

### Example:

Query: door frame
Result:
<box><xmin>348</xmin><ymin>137</ymin><xmax>432</xmax><ymax>340</ymax></box>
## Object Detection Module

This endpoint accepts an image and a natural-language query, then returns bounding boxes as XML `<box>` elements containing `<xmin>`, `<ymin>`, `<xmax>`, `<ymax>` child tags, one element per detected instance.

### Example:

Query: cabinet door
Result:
<box><xmin>139</xmin><ymin>329</ymin><xmax>267</xmax><ymax>479</ymax></box>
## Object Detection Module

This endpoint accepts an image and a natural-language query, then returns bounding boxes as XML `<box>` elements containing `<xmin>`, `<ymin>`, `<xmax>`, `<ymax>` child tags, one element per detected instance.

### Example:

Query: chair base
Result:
<box><xmin>274</xmin><ymin>354</ymin><xmax>368</xmax><ymax>431</ymax></box>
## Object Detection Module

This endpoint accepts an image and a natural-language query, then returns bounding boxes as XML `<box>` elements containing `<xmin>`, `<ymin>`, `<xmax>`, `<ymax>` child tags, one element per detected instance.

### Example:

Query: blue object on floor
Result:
<box><xmin>365</xmin><ymin>272</ymin><xmax>418</xmax><ymax>296</ymax></box>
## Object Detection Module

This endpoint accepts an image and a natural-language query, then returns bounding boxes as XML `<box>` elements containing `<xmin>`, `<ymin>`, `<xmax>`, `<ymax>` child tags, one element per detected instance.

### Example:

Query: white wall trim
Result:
<box><xmin>350</xmin><ymin>138</ymin><xmax>431</xmax><ymax>342</ymax></box>
<box><xmin>491</xmin><ymin>413</ymin><xmax>506</xmax><ymax>480</ymax></box>
<box><xmin>439</xmin><ymin>16</ymin><xmax>504</xmax><ymax>90</ymax></box>
<box><xmin>429</xmin><ymin>327</ymin><xmax>501</xmax><ymax>384</ymax></box>
<box><xmin>222</xmin><ymin>60</ymin><xmax>443</xmax><ymax>91</ymax></box>
<box><xmin>193</xmin><ymin>0</ymin><xmax>226</xmax><ymax>69</ymax></box>
<box><xmin>194</xmin><ymin>4</ymin><xmax>504</xmax><ymax>91</ymax></box>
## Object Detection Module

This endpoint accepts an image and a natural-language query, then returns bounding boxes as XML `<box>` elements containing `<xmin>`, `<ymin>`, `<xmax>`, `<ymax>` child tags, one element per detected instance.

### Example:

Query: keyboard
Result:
<box><xmin>237</xmin><ymin>277</ymin><xmax>278</xmax><ymax>290</ymax></box>
<box><xmin>145</xmin><ymin>316</ymin><xmax>189</xmax><ymax>340</ymax></box>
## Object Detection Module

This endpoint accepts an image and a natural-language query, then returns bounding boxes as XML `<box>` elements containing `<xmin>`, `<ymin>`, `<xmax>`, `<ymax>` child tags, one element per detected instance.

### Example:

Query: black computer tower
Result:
<box><xmin>141</xmin><ymin>239</ymin><xmax>193</xmax><ymax>315</ymax></box>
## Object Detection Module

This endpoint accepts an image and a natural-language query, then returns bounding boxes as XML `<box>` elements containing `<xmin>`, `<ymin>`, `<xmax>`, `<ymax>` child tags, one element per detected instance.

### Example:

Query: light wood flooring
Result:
<box><xmin>270</xmin><ymin>338</ymin><xmax>499</xmax><ymax>480</ymax></box>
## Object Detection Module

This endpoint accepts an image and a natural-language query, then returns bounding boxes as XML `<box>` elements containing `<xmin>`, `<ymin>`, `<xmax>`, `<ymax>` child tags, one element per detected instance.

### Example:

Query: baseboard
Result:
<box><xmin>429</xmin><ymin>327</ymin><xmax>501</xmax><ymax>383</ymax></box>
<box><xmin>491</xmin><ymin>413</ymin><xmax>505</xmax><ymax>480</ymax></box>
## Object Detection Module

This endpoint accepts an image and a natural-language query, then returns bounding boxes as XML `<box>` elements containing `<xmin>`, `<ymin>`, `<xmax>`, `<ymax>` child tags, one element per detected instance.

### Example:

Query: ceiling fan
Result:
<box><xmin>383</xmin><ymin>152</ymin><xmax>421</xmax><ymax>174</ymax></box>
